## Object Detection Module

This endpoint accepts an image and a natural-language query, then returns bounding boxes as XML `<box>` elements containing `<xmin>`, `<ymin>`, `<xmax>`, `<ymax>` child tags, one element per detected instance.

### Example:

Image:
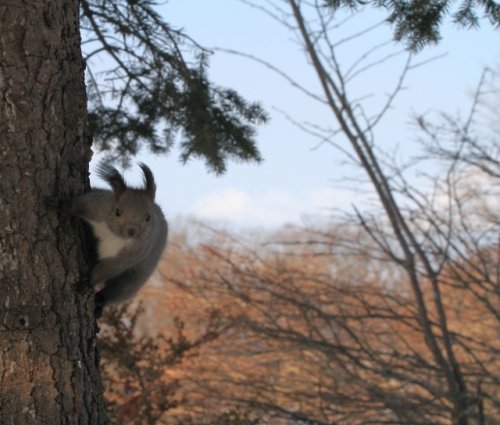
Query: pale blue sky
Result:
<box><xmin>90</xmin><ymin>1</ymin><xmax>499</xmax><ymax>229</ymax></box>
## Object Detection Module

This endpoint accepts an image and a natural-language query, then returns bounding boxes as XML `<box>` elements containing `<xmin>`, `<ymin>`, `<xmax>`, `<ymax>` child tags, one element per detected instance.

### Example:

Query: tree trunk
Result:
<box><xmin>0</xmin><ymin>1</ymin><xmax>106</xmax><ymax>424</ymax></box>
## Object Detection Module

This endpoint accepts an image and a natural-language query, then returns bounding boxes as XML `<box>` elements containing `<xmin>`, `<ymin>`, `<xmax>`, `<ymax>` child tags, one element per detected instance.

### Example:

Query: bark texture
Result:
<box><xmin>0</xmin><ymin>1</ymin><xmax>105</xmax><ymax>424</ymax></box>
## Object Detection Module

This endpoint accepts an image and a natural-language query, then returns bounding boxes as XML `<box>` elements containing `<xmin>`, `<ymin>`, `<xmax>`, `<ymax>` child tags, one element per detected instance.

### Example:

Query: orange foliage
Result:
<box><xmin>102</xmin><ymin>220</ymin><xmax>499</xmax><ymax>424</ymax></box>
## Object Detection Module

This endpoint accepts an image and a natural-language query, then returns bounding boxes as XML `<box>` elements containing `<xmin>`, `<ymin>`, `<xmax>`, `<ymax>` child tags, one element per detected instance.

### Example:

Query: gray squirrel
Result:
<box><xmin>49</xmin><ymin>162</ymin><xmax>168</xmax><ymax>317</ymax></box>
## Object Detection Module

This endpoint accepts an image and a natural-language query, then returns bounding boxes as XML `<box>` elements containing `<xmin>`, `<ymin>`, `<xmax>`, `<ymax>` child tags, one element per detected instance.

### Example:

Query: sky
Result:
<box><xmin>89</xmin><ymin>1</ymin><xmax>499</xmax><ymax>230</ymax></box>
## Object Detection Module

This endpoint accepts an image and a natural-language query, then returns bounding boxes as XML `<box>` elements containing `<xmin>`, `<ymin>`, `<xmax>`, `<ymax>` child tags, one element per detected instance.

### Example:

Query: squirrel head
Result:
<box><xmin>96</xmin><ymin>162</ymin><xmax>157</xmax><ymax>239</ymax></box>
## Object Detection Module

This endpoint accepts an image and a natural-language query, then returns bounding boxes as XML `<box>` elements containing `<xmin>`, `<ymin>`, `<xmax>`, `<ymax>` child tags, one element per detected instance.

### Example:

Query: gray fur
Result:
<box><xmin>57</xmin><ymin>163</ymin><xmax>168</xmax><ymax>315</ymax></box>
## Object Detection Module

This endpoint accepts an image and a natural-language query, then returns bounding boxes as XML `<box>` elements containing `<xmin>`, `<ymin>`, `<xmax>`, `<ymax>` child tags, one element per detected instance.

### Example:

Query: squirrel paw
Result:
<box><xmin>76</xmin><ymin>273</ymin><xmax>91</xmax><ymax>294</ymax></box>
<box><xmin>94</xmin><ymin>292</ymin><xmax>105</xmax><ymax>319</ymax></box>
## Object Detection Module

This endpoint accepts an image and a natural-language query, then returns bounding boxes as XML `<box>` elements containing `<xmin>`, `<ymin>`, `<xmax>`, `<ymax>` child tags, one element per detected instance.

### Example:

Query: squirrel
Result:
<box><xmin>48</xmin><ymin>162</ymin><xmax>168</xmax><ymax>318</ymax></box>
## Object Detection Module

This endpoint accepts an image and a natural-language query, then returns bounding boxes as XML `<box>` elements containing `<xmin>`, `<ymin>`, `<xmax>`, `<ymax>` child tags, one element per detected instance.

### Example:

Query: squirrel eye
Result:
<box><xmin>115</xmin><ymin>208</ymin><xmax>122</xmax><ymax>217</ymax></box>
<box><xmin>146</xmin><ymin>213</ymin><xmax>151</xmax><ymax>222</ymax></box>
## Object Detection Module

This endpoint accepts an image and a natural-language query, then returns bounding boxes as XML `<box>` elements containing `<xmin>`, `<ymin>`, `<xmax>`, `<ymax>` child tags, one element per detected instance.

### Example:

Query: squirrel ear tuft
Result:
<box><xmin>139</xmin><ymin>162</ymin><xmax>156</xmax><ymax>201</ymax></box>
<box><xmin>95</xmin><ymin>162</ymin><xmax>126</xmax><ymax>199</ymax></box>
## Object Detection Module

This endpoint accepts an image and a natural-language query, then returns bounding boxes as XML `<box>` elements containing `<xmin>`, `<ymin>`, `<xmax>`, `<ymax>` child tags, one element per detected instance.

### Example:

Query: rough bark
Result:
<box><xmin>0</xmin><ymin>1</ymin><xmax>105</xmax><ymax>424</ymax></box>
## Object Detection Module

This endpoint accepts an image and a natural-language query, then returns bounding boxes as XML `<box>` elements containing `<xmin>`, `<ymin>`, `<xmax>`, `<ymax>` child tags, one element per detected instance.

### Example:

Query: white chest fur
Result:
<box><xmin>88</xmin><ymin>220</ymin><xmax>130</xmax><ymax>260</ymax></box>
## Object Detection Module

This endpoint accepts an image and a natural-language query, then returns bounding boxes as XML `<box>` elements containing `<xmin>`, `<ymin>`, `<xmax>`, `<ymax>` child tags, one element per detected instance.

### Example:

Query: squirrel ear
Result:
<box><xmin>95</xmin><ymin>162</ymin><xmax>126</xmax><ymax>199</ymax></box>
<box><xmin>139</xmin><ymin>162</ymin><xmax>156</xmax><ymax>201</ymax></box>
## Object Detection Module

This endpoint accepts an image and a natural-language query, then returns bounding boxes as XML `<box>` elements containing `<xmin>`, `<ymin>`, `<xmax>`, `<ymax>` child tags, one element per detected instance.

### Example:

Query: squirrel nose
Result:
<box><xmin>127</xmin><ymin>228</ymin><xmax>136</xmax><ymax>237</ymax></box>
